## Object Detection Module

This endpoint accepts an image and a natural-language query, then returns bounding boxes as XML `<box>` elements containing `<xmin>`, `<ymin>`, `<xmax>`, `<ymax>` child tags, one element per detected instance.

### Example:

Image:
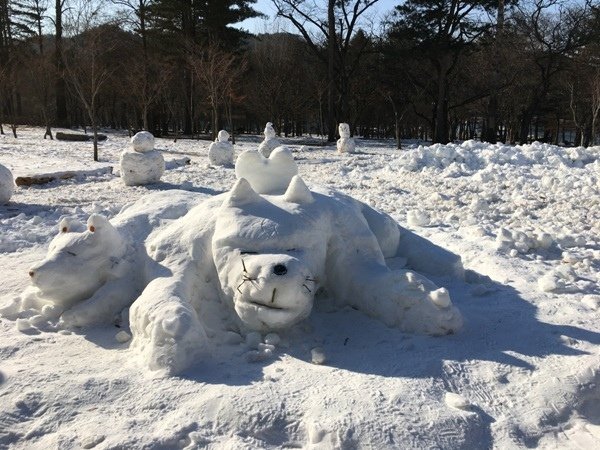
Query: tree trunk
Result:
<box><xmin>434</xmin><ymin>74</ymin><xmax>449</xmax><ymax>144</ymax></box>
<box><xmin>93</xmin><ymin>124</ymin><xmax>99</xmax><ymax>161</ymax></box>
<box><xmin>55</xmin><ymin>0</ymin><xmax>67</xmax><ymax>126</ymax></box>
<box><xmin>327</xmin><ymin>0</ymin><xmax>336</xmax><ymax>142</ymax></box>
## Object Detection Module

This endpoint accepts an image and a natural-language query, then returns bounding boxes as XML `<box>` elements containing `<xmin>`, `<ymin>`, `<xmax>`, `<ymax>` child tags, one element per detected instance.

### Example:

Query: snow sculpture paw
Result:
<box><xmin>129</xmin><ymin>278</ymin><xmax>206</xmax><ymax>374</ymax></box>
<box><xmin>376</xmin><ymin>270</ymin><xmax>462</xmax><ymax>335</ymax></box>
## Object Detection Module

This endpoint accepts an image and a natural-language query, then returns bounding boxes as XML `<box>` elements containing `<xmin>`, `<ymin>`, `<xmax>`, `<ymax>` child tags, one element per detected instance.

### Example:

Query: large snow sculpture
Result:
<box><xmin>120</xmin><ymin>131</ymin><xmax>165</xmax><ymax>186</ymax></box>
<box><xmin>258</xmin><ymin>122</ymin><xmax>281</xmax><ymax>158</ymax></box>
<box><xmin>337</xmin><ymin>123</ymin><xmax>356</xmax><ymax>154</ymax></box>
<box><xmin>0</xmin><ymin>191</ymin><xmax>202</xmax><ymax>328</ymax></box>
<box><xmin>208</xmin><ymin>130</ymin><xmax>234</xmax><ymax>166</ymax></box>
<box><xmin>129</xmin><ymin>176</ymin><xmax>463</xmax><ymax>374</ymax></box>
<box><xmin>0</xmin><ymin>163</ymin><xmax>15</xmax><ymax>204</ymax></box>
<box><xmin>235</xmin><ymin>147</ymin><xmax>298</xmax><ymax>194</ymax></box>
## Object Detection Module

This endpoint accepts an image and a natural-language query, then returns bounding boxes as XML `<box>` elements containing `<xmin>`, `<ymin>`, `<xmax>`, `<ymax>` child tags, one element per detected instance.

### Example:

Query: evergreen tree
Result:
<box><xmin>389</xmin><ymin>0</ymin><xmax>498</xmax><ymax>144</ymax></box>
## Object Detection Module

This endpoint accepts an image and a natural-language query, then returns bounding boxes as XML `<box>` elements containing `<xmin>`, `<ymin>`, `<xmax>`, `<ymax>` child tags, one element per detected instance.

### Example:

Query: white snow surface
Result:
<box><xmin>0</xmin><ymin>163</ymin><xmax>14</xmax><ymax>204</ymax></box>
<box><xmin>1</xmin><ymin>128</ymin><xmax>600</xmax><ymax>449</ymax></box>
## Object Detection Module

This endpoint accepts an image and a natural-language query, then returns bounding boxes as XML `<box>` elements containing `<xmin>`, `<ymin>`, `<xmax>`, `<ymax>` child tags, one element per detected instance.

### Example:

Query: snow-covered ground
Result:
<box><xmin>1</xmin><ymin>127</ymin><xmax>599</xmax><ymax>449</ymax></box>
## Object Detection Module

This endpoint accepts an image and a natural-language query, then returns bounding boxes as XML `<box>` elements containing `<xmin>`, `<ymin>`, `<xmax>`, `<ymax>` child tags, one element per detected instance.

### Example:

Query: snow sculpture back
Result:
<box><xmin>258</xmin><ymin>122</ymin><xmax>281</xmax><ymax>158</ymax></box>
<box><xmin>208</xmin><ymin>130</ymin><xmax>234</xmax><ymax>166</ymax></box>
<box><xmin>235</xmin><ymin>146</ymin><xmax>298</xmax><ymax>194</ymax></box>
<box><xmin>120</xmin><ymin>131</ymin><xmax>165</xmax><ymax>185</ymax></box>
<box><xmin>128</xmin><ymin>176</ymin><xmax>463</xmax><ymax>375</ymax></box>
<box><xmin>0</xmin><ymin>163</ymin><xmax>15</xmax><ymax>204</ymax></box>
<box><xmin>337</xmin><ymin>123</ymin><xmax>356</xmax><ymax>154</ymax></box>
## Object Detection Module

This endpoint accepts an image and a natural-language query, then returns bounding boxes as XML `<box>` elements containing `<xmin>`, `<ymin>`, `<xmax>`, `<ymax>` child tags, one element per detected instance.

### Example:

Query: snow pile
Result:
<box><xmin>0</xmin><ymin>162</ymin><xmax>15</xmax><ymax>204</ymax></box>
<box><xmin>337</xmin><ymin>122</ymin><xmax>356</xmax><ymax>154</ymax></box>
<box><xmin>208</xmin><ymin>130</ymin><xmax>234</xmax><ymax>166</ymax></box>
<box><xmin>393</xmin><ymin>140</ymin><xmax>600</xmax><ymax>173</ymax></box>
<box><xmin>120</xmin><ymin>131</ymin><xmax>165</xmax><ymax>185</ymax></box>
<box><xmin>258</xmin><ymin>122</ymin><xmax>281</xmax><ymax>158</ymax></box>
<box><xmin>235</xmin><ymin>146</ymin><xmax>298</xmax><ymax>194</ymax></box>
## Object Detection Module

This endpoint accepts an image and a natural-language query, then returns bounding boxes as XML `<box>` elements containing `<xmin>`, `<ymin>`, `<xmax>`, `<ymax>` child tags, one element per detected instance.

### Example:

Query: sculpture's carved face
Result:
<box><xmin>338</xmin><ymin>123</ymin><xmax>350</xmax><ymax>138</ymax></box>
<box><xmin>211</xmin><ymin>179</ymin><xmax>326</xmax><ymax>331</ymax></box>
<box><xmin>28</xmin><ymin>215</ymin><xmax>123</xmax><ymax>306</ymax></box>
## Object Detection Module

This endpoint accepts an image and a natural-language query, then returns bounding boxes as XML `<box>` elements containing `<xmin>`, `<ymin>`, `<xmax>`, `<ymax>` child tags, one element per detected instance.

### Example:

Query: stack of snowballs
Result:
<box><xmin>0</xmin><ymin>163</ymin><xmax>14</xmax><ymax>204</ymax></box>
<box><xmin>120</xmin><ymin>131</ymin><xmax>165</xmax><ymax>186</ymax></box>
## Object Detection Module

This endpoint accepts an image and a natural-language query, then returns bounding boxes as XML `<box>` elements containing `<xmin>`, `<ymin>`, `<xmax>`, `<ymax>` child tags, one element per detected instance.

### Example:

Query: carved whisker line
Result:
<box><xmin>302</xmin><ymin>284</ymin><xmax>312</xmax><ymax>293</ymax></box>
<box><xmin>236</xmin><ymin>272</ymin><xmax>258</xmax><ymax>294</ymax></box>
<box><xmin>271</xmin><ymin>288</ymin><xmax>277</xmax><ymax>303</ymax></box>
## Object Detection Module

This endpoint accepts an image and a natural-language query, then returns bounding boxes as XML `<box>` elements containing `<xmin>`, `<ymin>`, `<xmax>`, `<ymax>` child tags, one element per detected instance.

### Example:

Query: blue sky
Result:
<box><xmin>236</xmin><ymin>0</ymin><xmax>401</xmax><ymax>34</ymax></box>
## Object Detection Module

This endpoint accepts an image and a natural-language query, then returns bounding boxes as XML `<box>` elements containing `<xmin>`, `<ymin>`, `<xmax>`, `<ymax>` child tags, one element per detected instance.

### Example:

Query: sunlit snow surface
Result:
<box><xmin>1</xmin><ymin>128</ymin><xmax>599</xmax><ymax>449</ymax></box>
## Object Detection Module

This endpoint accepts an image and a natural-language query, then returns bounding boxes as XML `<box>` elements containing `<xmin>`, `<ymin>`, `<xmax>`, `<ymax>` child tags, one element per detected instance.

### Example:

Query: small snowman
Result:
<box><xmin>208</xmin><ymin>130</ymin><xmax>234</xmax><ymax>166</ymax></box>
<box><xmin>336</xmin><ymin>123</ymin><xmax>356</xmax><ymax>154</ymax></box>
<box><xmin>120</xmin><ymin>131</ymin><xmax>165</xmax><ymax>186</ymax></box>
<box><xmin>0</xmin><ymin>163</ymin><xmax>15</xmax><ymax>204</ymax></box>
<box><xmin>258</xmin><ymin>122</ymin><xmax>281</xmax><ymax>158</ymax></box>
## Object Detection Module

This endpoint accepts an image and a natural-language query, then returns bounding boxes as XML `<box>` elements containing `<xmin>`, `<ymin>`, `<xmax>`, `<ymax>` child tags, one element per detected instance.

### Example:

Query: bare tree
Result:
<box><xmin>63</xmin><ymin>25</ymin><xmax>118</xmax><ymax>160</ymax></box>
<box><xmin>272</xmin><ymin>0</ymin><xmax>380</xmax><ymax>141</ymax></box>
<box><xmin>188</xmin><ymin>43</ymin><xmax>246</xmax><ymax>139</ymax></box>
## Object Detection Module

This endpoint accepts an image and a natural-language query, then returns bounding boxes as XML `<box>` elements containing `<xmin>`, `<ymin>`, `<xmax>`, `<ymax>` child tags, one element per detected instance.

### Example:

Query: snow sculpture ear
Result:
<box><xmin>58</xmin><ymin>217</ymin><xmax>84</xmax><ymax>233</ymax></box>
<box><xmin>284</xmin><ymin>175</ymin><xmax>314</xmax><ymax>204</ymax></box>
<box><xmin>225</xmin><ymin>178</ymin><xmax>262</xmax><ymax>207</ymax></box>
<box><xmin>59</xmin><ymin>217</ymin><xmax>70</xmax><ymax>233</ymax></box>
<box><xmin>87</xmin><ymin>214</ymin><xmax>109</xmax><ymax>233</ymax></box>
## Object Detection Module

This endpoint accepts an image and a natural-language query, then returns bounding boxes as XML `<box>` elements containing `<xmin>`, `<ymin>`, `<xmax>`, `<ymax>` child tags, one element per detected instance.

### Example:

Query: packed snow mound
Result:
<box><xmin>0</xmin><ymin>190</ymin><xmax>202</xmax><ymax>329</ymax></box>
<box><xmin>337</xmin><ymin>122</ymin><xmax>356</xmax><ymax>154</ymax></box>
<box><xmin>208</xmin><ymin>130</ymin><xmax>234</xmax><ymax>166</ymax></box>
<box><xmin>129</xmin><ymin>176</ymin><xmax>463</xmax><ymax>374</ymax></box>
<box><xmin>131</xmin><ymin>131</ymin><xmax>155</xmax><ymax>153</ymax></box>
<box><xmin>0</xmin><ymin>162</ymin><xmax>15</xmax><ymax>204</ymax></box>
<box><xmin>235</xmin><ymin>146</ymin><xmax>298</xmax><ymax>194</ymax></box>
<box><xmin>393</xmin><ymin>140</ymin><xmax>600</xmax><ymax>173</ymax></box>
<box><xmin>120</xmin><ymin>149</ymin><xmax>165</xmax><ymax>185</ymax></box>
<box><xmin>258</xmin><ymin>122</ymin><xmax>281</xmax><ymax>158</ymax></box>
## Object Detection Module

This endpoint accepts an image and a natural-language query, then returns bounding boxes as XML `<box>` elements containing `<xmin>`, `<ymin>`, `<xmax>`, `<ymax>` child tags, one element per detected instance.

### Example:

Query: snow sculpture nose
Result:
<box><xmin>28</xmin><ymin>270</ymin><xmax>35</xmax><ymax>278</ymax></box>
<box><xmin>273</xmin><ymin>264</ymin><xmax>287</xmax><ymax>276</ymax></box>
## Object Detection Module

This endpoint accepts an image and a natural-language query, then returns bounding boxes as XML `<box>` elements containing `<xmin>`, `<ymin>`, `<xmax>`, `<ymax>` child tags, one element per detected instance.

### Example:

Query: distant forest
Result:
<box><xmin>1</xmin><ymin>0</ymin><xmax>599</xmax><ymax>147</ymax></box>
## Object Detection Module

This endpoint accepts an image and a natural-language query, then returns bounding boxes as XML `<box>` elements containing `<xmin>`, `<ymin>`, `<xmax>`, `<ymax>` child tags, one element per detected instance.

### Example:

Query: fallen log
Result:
<box><xmin>55</xmin><ymin>132</ymin><xmax>108</xmax><ymax>142</ymax></box>
<box><xmin>15</xmin><ymin>167</ymin><xmax>113</xmax><ymax>186</ymax></box>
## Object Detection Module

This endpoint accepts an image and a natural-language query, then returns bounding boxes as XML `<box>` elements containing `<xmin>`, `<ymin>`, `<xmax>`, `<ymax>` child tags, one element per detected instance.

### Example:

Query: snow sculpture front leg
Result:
<box><xmin>129</xmin><ymin>267</ymin><xmax>206</xmax><ymax>374</ymax></box>
<box><xmin>128</xmin><ymin>203</ymin><xmax>218</xmax><ymax>374</ymax></box>
<box><xmin>325</xmin><ymin>210</ymin><xmax>462</xmax><ymax>336</ymax></box>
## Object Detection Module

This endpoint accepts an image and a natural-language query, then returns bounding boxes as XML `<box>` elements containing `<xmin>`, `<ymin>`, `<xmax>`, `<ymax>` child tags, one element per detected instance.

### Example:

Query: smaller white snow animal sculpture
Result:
<box><xmin>120</xmin><ymin>131</ymin><xmax>165</xmax><ymax>186</ymax></box>
<box><xmin>208</xmin><ymin>130</ymin><xmax>234</xmax><ymax>166</ymax></box>
<box><xmin>258</xmin><ymin>122</ymin><xmax>281</xmax><ymax>158</ymax></box>
<box><xmin>337</xmin><ymin>122</ymin><xmax>356</xmax><ymax>154</ymax></box>
<box><xmin>0</xmin><ymin>191</ymin><xmax>202</xmax><ymax>329</ymax></box>
<box><xmin>0</xmin><ymin>163</ymin><xmax>15</xmax><ymax>204</ymax></box>
<box><xmin>129</xmin><ymin>175</ymin><xmax>463</xmax><ymax>374</ymax></box>
<box><xmin>235</xmin><ymin>147</ymin><xmax>298</xmax><ymax>194</ymax></box>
